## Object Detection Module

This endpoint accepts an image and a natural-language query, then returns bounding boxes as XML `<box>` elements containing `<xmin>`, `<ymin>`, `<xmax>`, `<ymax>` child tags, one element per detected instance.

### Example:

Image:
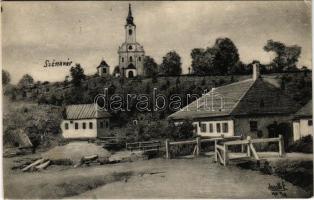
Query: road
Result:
<box><xmin>4</xmin><ymin>156</ymin><xmax>310</xmax><ymax>199</ymax></box>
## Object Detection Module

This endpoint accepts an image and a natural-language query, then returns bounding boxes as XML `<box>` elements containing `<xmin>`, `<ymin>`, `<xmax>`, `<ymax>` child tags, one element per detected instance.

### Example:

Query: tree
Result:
<box><xmin>214</xmin><ymin>38</ymin><xmax>240</xmax><ymax>75</ymax></box>
<box><xmin>143</xmin><ymin>56</ymin><xmax>158</xmax><ymax>77</ymax></box>
<box><xmin>191</xmin><ymin>38</ymin><xmax>239</xmax><ymax>75</ymax></box>
<box><xmin>18</xmin><ymin>74</ymin><xmax>34</xmax><ymax>88</ymax></box>
<box><xmin>160</xmin><ymin>51</ymin><xmax>182</xmax><ymax>76</ymax></box>
<box><xmin>2</xmin><ymin>70</ymin><xmax>10</xmax><ymax>85</ymax></box>
<box><xmin>70</xmin><ymin>64</ymin><xmax>86</xmax><ymax>87</ymax></box>
<box><xmin>264</xmin><ymin>40</ymin><xmax>301</xmax><ymax>72</ymax></box>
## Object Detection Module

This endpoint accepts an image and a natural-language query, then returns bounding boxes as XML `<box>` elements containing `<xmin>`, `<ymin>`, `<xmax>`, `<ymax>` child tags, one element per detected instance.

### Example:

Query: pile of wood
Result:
<box><xmin>20</xmin><ymin>158</ymin><xmax>51</xmax><ymax>172</ymax></box>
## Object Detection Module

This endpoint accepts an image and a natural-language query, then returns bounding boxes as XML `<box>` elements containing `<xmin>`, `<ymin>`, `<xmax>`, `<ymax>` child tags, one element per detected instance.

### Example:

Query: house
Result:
<box><xmin>61</xmin><ymin>104</ymin><xmax>111</xmax><ymax>139</ymax></box>
<box><xmin>168</xmin><ymin>62</ymin><xmax>300</xmax><ymax>143</ymax></box>
<box><xmin>292</xmin><ymin>100</ymin><xmax>312</xmax><ymax>141</ymax></box>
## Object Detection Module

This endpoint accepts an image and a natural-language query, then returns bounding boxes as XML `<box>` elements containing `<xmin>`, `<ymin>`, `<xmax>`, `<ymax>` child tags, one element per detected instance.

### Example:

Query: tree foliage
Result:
<box><xmin>70</xmin><ymin>64</ymin><xmax>86</xmax><ymax>87</ymax></box>
<box><xmin>143</xmin><ymin>56</ymin><xmax>158</xmax><ymax>77</ymax></box>
<box><xmin>191</xmin><ymin>38</ymin><xmax>240</xmax><ymax>75</ymax></box>
<box><xmin>2</xmin><ymin>70</ymin><xmax>11</xmax><ymax>85</ymax></box>
<box><xmin>264</xmin><ymin>40</ymin><xmax>301</xmax><ymax>72</ymax></box>
<box><xmin>18</xmin><ymin>74</ymin><xmax>34</xmax><ymax>88</ymax></box>
<box><xmin>160</xmin><ymin>51</ymin><xmax>182</xmax><ymax>76</ymax></box>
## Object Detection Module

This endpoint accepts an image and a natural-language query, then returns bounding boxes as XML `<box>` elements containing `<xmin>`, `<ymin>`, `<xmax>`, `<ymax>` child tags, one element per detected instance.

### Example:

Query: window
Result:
<box><xmin>222</xmin><ymin>123</ymin><xmax>228</xmax><ymax>133</ymax></box>
<box><xmin>75</xmin><ymin>123</ymin><xmax>79</xmax><ymax>130</ymax></box>
<box><xmin>129</xmin><ymin>29</ymin><xmax>132</xmax><ymax>35</ymax></box>
<box><xmin>100</xmin><ymin>122</ymin><xmax>104</xmax><ymax>128</ymax></box>
<box><xmin>250</xmin><ymin>121</ymin><xmax>258</xmax><ymax>131</ymax></box>
<box><xmin>121</xmin><ymin>57</ymin><xmax>124</xmax><ymax>62</ymax></box>
<box><xmin>209</xmin><ymin>123</ymin><xmax>213</xmax><ymax>133</ymax></box>
<box><xmin>102</xmin><ymin>68</ymin><xmax>107</xmax><ymax>73</ymax></box>
<box><xmin>138</xmin><ymin>57</ymin><xmax>141</xmax><ymax>62</ymax></box>
<box><xmin>105</xmin><ymin>120</ymin><xmax>109</xmax><ymax>128</ymax></box>
<box><xmin>129</xmin><ymin>56</ymin><xmax>133</xmax><ymax>62</ymax></box>
<box><xmin>82</xmin><ymin>122</ymin><xmax>86</xmax><ymax>129</ymax></box>
<box><xmin>89</xmin><ymin>122</ymin><xmax>93</xmax><ymax>129</ymax></box>
<box><xmin>308</xmin><ymin>120</ymin><xmax>313</xmax><ymax>126</ymax></box>
<box><xmin>65</xmin><ymin>123</ymin><xmax>69</xmax><ymax>130</ymax></box>
<box><xmin>216</xmin><ymin>123</ymin><xmax>221</xmax><ymax>133</ymax></box>
<box><xmin>128</xmin><ymin>45</ymin><xmax>133</xmax><ymax>50</ymax></box>
<box><xmin>200</xmin><ymin>123</ymin><xmax>207</xmax><ymax>132</ymax></box>
<box><xmin>260</xmin><ymin>99</ymin><xmax>265</xmax><ymax>107</ymax></box>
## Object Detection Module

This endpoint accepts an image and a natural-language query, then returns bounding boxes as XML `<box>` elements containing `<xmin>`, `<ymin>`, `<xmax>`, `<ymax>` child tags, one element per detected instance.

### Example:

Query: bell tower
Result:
<box><xmin>118</xmin><ymin>4</ymin><xmax>145</xmax><ymax>78</ymax></box>
<box><xmin>125</xmin><ymin>4</ymin><xmax>136</xmax><ymax>43</ymax></box>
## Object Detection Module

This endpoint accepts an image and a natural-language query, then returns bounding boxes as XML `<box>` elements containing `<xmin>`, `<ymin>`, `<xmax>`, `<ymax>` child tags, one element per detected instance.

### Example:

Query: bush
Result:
<box><xmin>287</xmin><ymin>135</ymin><xmax>313</xmax><ymax>153</ymax></box>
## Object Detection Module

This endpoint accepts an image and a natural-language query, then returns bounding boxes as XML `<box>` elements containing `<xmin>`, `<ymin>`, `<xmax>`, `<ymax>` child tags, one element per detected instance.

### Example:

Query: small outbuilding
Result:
<box><xmin>61</xmin><ymin>104</ymin><xmax>111</xmax><ymax>139</ymax></box>
<box><xmin>293</xmin><ymin>100</ymin><xmax>312</xmax><ymax>141</ymax></box>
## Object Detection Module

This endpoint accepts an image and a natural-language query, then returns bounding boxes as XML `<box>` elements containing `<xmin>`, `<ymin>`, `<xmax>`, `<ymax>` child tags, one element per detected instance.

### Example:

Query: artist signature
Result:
<box><xmin>268</xmin><ymin>181</ymin><xmax>288</xmax><ymax>197</ymax></box>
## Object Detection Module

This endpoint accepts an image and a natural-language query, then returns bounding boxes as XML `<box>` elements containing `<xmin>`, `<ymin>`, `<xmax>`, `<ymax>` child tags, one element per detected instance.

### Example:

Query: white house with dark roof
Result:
<box><xmin>61</xmin><ymin>104</ymin><xmax>111</xmax><ymax>139</ymax></box>
<box><xmin>168</xmin><ymin>62</ymin><xmax>300</xmax><ymax>144</ymax></box>
<box><xmin>293</xmin><ymin>100</ymin><xmax>312</xmax><ymax>141</ymax></box>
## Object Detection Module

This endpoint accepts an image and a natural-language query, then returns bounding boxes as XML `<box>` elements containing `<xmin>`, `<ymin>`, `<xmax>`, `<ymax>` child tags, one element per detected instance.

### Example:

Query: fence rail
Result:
<box><xmin>215</xmin><ymin>135</ymin><xmax>285</xmax><ymax>166</ymax></box>
<box><xmin>126</xmin><ymin>140</ymin><xmax>161</xmax><ymax>152</ymax></box>
<box><xmin>165</xmin><ymin>136</ymin><xmax>241</xmax><ymax>159</ymax></box>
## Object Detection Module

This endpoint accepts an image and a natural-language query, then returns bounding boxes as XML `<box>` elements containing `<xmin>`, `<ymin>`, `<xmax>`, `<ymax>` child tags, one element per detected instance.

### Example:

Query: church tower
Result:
<box><xmin>118</xmin><ymin>4</ymin><xmax>145</xmax><ymax>78</ymax></box>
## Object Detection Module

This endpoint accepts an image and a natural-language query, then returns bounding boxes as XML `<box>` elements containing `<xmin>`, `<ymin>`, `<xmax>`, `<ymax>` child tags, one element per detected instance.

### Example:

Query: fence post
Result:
<box><xmin>214</xmin><ymin>139</ymin><xmax>218</xmax><ymax>162</ymax></box>
<box><xmin>223</xmin><ymin>144</ymin><xmax>228</xmax><ymax>166</ymax></box>
<box><xmin>165</xmin><ymin>139</ymin><xmax>170</xmax><ymax>159</ymax></box>
<box><xmin>247</xmin><ymin>136</ymin><xmax>251</xmax><ymax>157</ymax></box>
<box><xmin>278</xmin><ymin>134</ymin><xmax>285</xmax><ymax>157</ymax></box>
<box><xmin>196</xmin><ymin>137</ymin><xmax>200</xmax><ymax>157</ymax></box>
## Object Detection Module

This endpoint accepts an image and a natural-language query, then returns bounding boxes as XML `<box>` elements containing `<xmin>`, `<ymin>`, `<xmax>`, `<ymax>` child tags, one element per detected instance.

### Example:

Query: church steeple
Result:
<box><xmin>126</xmin><ymin>4</ymin><xmax>135</xmax><ymax>26</ymax></box>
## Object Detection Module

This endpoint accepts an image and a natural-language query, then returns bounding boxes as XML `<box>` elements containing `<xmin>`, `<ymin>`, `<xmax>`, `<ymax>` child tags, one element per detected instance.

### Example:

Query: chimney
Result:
<box><xmin>252</xmin><ymin>61</ymin><xmax>260</xmax><ymax>81</ymax></box>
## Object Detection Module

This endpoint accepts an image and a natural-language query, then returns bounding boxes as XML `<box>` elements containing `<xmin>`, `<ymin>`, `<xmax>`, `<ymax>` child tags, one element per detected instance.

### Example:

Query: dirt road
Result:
<box><xmin>4</xmin><ymin>156</ymin><xmax>310</xmax><ymax>199</ymax></box>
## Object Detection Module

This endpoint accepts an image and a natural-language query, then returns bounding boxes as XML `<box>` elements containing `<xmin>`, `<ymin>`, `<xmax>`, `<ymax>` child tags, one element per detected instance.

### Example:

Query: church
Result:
<box><xmin>118</xmin><ymin>4</ymin><xmax>145</xmax><ymax>78</ymax></box>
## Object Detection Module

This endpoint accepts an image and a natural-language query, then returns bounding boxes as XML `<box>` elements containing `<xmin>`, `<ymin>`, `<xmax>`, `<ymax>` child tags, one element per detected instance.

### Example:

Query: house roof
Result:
<box><xmin>295</xmin><ymin>100</ymin><xmax>312</xmax><ymax>118</ymax></box>
<box><xmin>168</xmin><ymin>78</ymin><xmax>300</xmax><ymax>120</ymax></box>
<box><xmin>65</xmin><ymin>104</ymin><xmax>111</xmax><ymax>120</ymax></box>
<box><xmin>97</xmin><ymin>60</ymin><xmax>109</xmax><ymax>68</ymax></box>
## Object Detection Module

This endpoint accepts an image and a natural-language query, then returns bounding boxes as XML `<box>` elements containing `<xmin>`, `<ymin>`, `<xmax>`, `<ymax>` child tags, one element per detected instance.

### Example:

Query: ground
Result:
<box><xmin>4</xmin><ymin>155</ymin><xmax>311</xmax><ymax>199</ymax></box>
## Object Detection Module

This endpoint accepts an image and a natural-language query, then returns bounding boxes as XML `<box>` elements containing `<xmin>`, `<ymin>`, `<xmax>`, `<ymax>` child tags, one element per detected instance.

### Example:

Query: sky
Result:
<box><xmin>2</xmin><ymin>1</ymin><xmax>312</xmax><ymax>84</ymax></box>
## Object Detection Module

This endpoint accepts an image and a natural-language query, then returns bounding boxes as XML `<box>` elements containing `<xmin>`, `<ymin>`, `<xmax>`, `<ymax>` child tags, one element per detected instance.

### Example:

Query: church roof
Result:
<box><xmin>65</xmin><ymin>104</ymin><xmax>111</xmax><ymax>120</ymax></box>
<box><xmin>168</xmin><ymin>77</ymin><xmax>300</xmax><ymax>120</ymax></box>
<box><xmin>126</xmin><ymin>4</ymin><xmax>135</xmax><ymax>26</ymax></box>
<box><xmin>97</xmin><ymin>60</ymin><xmax>109</xmax><ymax>68</ymax></box>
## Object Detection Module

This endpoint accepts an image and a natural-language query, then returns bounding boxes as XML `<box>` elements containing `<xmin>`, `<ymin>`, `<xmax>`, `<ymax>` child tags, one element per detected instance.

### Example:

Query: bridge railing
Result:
<box><xmin>215</xmin><ymin>135</ymin><xmax>285</xmax><ymax>166</ymax></box>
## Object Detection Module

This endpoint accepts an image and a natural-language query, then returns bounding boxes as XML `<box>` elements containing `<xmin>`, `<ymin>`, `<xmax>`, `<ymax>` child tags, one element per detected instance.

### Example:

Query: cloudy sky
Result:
<box><xmin>2</xmin><ymin>1</ymin><xmax>312</xmax><ymax>83</ymax></box>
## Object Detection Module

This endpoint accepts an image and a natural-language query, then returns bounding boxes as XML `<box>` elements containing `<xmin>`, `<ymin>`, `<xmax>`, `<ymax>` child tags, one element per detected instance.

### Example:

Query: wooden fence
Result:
<box><xmin>126</xmin><ymin>140</ymin><xmax>161</xmax><ymax>152</ymax></box>
<box><xmin>215</xmin><ymin>135</ymin><xmax>285</xmax><ymax>166</ymax></box>
<box><xmin>165</xmin><ymin>136</ymin><xmax>241</xmax><ymax>159</ymax></box>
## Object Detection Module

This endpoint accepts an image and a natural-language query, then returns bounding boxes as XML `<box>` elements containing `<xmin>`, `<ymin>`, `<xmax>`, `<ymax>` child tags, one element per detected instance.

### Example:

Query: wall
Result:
<box><xmin>192</xmin><ymin>120</ymin><xmax>234</xmax><ymax>137</ymax></box>
<box><xmin>96</xmin><ymin>118</ymin><xmax>111</xmax><ymax>138</ymax></box>
<box><xmin>61</xmin><ymin>119</ymin><xmax>97</xmax><ymax>139</ymax></box>
<box><xmin>293</xmin><ymin>118</ymin><xmax>313</xmax><ymax>141</ymax></box>
<box><xmin>233</xmin><ymin>115</ymin><xmax>293</xmax><ymax>139</ymax></box>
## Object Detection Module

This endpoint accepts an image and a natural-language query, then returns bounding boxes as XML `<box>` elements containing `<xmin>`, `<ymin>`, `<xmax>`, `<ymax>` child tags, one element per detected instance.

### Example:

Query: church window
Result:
<box><xmin>138</xmin><ymin>57</ymin><xmax>141</xmax><ymax>62</ymax></box>
<box><xmin>128</xmin><ymin>45</ymin><xmax>133</xmax><ymax>50</ymax></box>
<box><xmin>121</xmin><ymin>57</ymin><xmax>124</xmax><ymax>62</ymax></box>
<box><xmin>129</xmin><ymin>56</ymin><xmax>133</xmax><ymax>62</ymax></box>
<box><xmin>129</xmin><ymin>29</ymin><xmax>132</xmax><ymax>35</ymax></box>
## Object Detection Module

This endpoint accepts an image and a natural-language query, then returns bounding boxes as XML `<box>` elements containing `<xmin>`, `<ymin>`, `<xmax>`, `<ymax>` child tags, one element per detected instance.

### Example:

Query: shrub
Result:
<box><xmin>287</xmin><ymin>135</ymin><xmax>313</xmax><ymax>153</ymax></box>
